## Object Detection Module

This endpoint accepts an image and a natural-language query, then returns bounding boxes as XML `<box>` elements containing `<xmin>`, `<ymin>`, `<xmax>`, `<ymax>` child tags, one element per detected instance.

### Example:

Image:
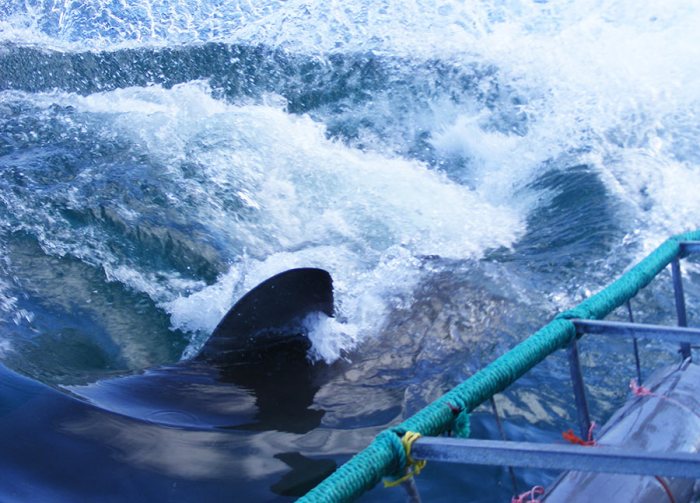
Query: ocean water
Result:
<box><xmin>1</xmin><ymin>1</ymin><xmax>699</xmax><ymax>501</ymax></box>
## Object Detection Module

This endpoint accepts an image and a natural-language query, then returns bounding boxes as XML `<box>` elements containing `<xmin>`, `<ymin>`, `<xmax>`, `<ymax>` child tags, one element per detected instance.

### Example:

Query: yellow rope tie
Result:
<box><xmin>383</xmin><ymin>431</ymin><xmax>427</xmax><ymax>488</ymax></box>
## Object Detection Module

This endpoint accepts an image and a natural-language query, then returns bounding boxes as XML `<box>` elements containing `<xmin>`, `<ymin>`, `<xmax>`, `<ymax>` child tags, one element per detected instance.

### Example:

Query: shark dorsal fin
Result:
<box><xmin>195</xmin><ymin>268</ymin><xmax>333</xmax><ymax>363</ymax></box>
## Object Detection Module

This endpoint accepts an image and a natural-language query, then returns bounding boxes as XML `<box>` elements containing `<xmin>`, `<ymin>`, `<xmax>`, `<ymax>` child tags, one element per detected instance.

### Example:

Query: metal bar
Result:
<box><xmin>567</xmin><ymin>339</ymin><xmax>591</xmax><ymax>440</ymax></box>
<box><xmin>489</xmin><ymin>397</ymin><xmax>518</xmax><ymax>495</ymax></box>
<box><xmin>671</xmin><ymin>257</ymin><xmax>692</xmax><ymax>360</ymax></box>
<box><xmin>400</xmin><ymin>474</ymin><xmax>422</xmax><ymax>503</ymax></box>
<box><xmin>625</xmin><ymin>301</ymin><xmax>643</xmax><ymax>383</ymax></box>
<box><xmin>411</xmin><ymin>437</ymin><xmax>700</xmax><ymax>479</ymax></box>
<box><xmin>679</xmin><ymin>241</ymin><xmax>700</xmax><ymax>255</ymax></box>
<box><xmin>573</xmin><ymin>319</ymin><xmax>700</xmax><ymax>344</ymax></box>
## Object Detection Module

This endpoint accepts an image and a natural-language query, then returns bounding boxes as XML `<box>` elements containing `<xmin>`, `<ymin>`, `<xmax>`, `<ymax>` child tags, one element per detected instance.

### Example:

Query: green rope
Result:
<box><xmin>302</xmin><ymin>431</ymin><xmax>406</xmax><ymax>502</ymax></box>
<box><xmin>299</xmin><ymin>230</ymin><xmax>700</xmax><ymax>503</ymax></box>
<box><xmin>558</xmin><ymin>238</ymin><xmax>683</xmax><ymax>320</ymax></box>
<box><xmin>453</xmin><ymin>410</ymin><xmax>471</xmax><ymax>438</ymax></box>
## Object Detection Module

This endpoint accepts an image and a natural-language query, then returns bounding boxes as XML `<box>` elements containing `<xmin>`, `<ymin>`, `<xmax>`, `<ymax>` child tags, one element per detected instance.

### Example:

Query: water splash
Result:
<box><xmin>2</xmin><ymin>1</ymin><xmax>700</xmax><ymax>361</ymax></box>
<box><xmin>0</xmin><ymin>81</ymin><xmax>524</xmax><ymax>361</ymax></box>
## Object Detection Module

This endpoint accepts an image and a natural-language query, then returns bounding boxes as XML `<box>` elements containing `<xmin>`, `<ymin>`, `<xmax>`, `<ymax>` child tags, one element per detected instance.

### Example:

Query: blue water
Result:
<box><xmin>1</xmin><ymin>1</ymin><xmax>700</xmax><ymax>501</ymax></box>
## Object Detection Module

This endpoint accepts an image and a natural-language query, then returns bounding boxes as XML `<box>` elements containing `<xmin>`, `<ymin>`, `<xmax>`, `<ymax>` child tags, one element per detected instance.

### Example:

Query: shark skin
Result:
<box><xmin>0</xmin><ymin>268</ymin><xmax>340</xmax><ymax>501</ymax></box>
<box><xmin>67</xmin><ymin>267</ymin><xmax>336</xmax><ymax>433</ymax></box>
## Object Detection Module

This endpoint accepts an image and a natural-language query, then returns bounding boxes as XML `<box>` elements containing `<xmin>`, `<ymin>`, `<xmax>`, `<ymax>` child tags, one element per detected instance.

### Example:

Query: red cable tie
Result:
<box><xmin>630</xmin><ymin>379</ymin><xmax>653</xmax><ymax>396</ymax></box>
<box><xmin>562</xmin><ymin>421</ymin><xmax>597</xmax><ymax>446</ymax></box>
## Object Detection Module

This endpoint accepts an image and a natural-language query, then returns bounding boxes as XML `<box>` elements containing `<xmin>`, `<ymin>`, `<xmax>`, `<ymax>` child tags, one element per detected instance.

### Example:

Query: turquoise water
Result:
<box><xmin>1</xmin><ymin>1</ymin><xmax>700</xmax><ymax>501</ymax></box>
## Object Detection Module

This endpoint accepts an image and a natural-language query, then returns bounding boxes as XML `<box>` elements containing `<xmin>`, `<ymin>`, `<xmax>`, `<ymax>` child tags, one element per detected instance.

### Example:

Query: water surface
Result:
<box><xmin>1</xmin><ymin>1</ymin><xmax>700</xmax><ymax>501</ymax></box>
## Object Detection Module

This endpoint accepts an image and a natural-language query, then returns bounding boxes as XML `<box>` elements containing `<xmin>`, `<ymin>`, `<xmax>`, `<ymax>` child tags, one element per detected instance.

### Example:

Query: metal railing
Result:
<box><xmin>408</xmin><ymin>241</ymin><xmax>700</xmax><ymax>494</ymax></box>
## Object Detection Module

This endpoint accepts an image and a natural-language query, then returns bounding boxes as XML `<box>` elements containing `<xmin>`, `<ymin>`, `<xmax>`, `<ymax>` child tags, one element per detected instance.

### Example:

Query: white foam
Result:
<box><xmin>4</xmin><ymin>0</ymin><xmax>695</xmax><ymax>64</ymax></box>
<box><xmin>424</xmin><ymin>1</ymin><xmax>700</xmax><ymax>249</ymax></box>
<box><xmin>6</xmin><ymin>0</ymin><xmax>700</xmax><ymax>357</ymax></box>
<box><xmin>304</xmin><ymin>312</ymin><xmax>359</xmax><ymax>364</ymax></box>
<box><xmin>105</xmin><ymin>265</ymin><xmax>206</xmax><ymax>305</ymax></box>
<box><xmin>0</xmin><ymin>339</ymin><xmax>11</xmax><ymax>357</ymax></box>
<box><xmin>167</xmin><ymin>266</ymin><xmax>244</xmax><ymax>349</ymax></box>
<box><xmin>0</xmin><ymin>277</ymin><xmax>32</xmax><ymax>358</ymax></box>
<box><xmin>4</xmin><ymin>82</ymin><xmax>524</xmax><ymax>362</ymax></box>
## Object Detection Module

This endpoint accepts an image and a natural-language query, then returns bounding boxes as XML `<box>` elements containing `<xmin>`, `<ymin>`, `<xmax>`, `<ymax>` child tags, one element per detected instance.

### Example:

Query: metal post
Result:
<box><xmin>671</xmin><ymin>257</ymin><xmax>692</xmax><ymax>361</ymax></box>
<box><xmin>568</xmin><ymin>339</ymin><xmax>592</xmax><ymax>439</ymax></box>
<box><xmin>489</xmin><ymin>397</ymin><xmax>518</xmax><ymax>495</ymax></box>
<box><xmin>400</xmin><ymin>475</ymin><xmax>422</xmax><ymax>503</ymax></box>
<box><xmin>625</xmin><ymin>301</ymin><xmax>642</xmax><ymax>383</ymax></box>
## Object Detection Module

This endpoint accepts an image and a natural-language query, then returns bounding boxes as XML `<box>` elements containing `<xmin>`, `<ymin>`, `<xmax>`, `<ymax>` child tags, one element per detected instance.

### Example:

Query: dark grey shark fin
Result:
<box><xmin>195</xmin><ymin>268</ymin><xmax>333</xmax><ymax>363</ymax></box>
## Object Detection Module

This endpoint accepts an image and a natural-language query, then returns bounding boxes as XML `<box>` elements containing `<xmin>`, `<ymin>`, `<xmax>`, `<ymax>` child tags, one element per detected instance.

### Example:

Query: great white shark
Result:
<box><xmin>0</xmin><ymin>267</ymin><xmax>342</xmax><ymax>500</ymax></box>
<box><xmin>65</xmin><ymin>267</ymin><xmax>337</xmax><ymax>434</ymax></box>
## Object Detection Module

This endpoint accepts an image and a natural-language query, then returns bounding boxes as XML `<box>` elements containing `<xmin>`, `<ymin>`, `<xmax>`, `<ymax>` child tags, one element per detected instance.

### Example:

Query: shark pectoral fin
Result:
<box><xmin>195</xmin><ymin>268</ymin><xmax>334</xmax><ymax>363</ymax></box>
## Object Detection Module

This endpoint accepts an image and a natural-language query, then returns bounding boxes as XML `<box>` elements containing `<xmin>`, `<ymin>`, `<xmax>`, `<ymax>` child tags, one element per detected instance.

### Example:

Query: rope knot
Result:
<box><xmin>383</xmin><ymin>431</ymin><xmax>427</xmax><ymax>488</ymax></box>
